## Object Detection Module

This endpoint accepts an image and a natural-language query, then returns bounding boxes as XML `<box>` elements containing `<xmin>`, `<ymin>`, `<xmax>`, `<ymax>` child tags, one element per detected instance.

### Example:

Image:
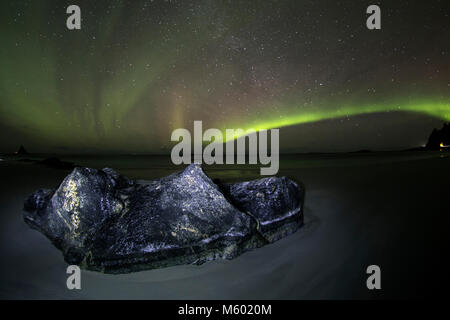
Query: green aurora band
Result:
<box><xmin>1</xmin><ymin>1</ymin><xmax>448</xmax><ymax>151</ymax></box>
<box><xmin>225</xmin><ymin>100</ymin><xmax>450</xmax><ymax>141</ymax></box>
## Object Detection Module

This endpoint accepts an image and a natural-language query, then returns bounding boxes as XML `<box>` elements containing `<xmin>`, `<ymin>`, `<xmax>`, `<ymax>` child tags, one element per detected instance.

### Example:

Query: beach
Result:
<box><xmin>0</xmin><ymin>151</ymin><xmax>448</xmax><ymax>299</ymax></box>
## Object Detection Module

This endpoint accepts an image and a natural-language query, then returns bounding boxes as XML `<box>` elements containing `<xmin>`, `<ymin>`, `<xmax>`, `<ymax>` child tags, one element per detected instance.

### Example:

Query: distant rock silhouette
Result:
<box><xmin>15</xmin><ymin>145</ymin><xmax>29</xmax><ymax>155</ymax></box>
<box><xmin>426</xmin><ymin>122</ymin><xmax>450</xmax><ymax>150</ymax></box>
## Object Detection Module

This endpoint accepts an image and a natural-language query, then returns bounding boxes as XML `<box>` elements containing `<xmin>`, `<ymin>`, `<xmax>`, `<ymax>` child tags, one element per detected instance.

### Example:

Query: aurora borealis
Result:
<box><xmin>0</xmin><ymin>0</ymin><xmax>449</xmax><ymax>153</ymax></box>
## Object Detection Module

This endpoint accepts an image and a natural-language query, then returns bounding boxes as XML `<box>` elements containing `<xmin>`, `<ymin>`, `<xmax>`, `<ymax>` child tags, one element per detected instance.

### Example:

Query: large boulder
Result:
<box><xmin>24</xmin><ymin>164</ymin><xmax>303</xmax><ymax>273</ymax></box>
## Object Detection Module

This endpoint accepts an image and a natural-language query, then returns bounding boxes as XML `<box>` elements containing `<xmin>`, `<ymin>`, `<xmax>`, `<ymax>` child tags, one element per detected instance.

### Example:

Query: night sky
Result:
<box><xmin>0</xmin><ymin>0</ymin><xmax>449</xmax><ymax>153</ymax></box>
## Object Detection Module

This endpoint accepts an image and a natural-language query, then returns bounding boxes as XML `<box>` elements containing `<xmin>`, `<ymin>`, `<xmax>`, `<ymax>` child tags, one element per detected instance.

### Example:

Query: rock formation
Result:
<box><xmin>23</xmin><ymin>164</ymin><xmax>303</xmax><ymax>273</ymax></box>
<box><xmin>15</xmin><ymin>145</ymin><xmax>28</xmax><ymax>155</ymax></box>
<box><xmin>426</xmin><ymin>122</ymin><xmax>450</xmax><ymax>150</ymax></box>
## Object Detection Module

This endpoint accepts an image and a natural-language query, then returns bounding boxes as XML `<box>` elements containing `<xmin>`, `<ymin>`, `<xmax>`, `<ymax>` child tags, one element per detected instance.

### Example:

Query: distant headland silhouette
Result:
<box><xmin>426</xmin><ymin>122</ymin><xmax>450</xmax><ymax>150</ymax></box>
<box><xmin>15</xmin><ymin>145</ymin><xmax>28</xmax><ymax>155</ymax></box>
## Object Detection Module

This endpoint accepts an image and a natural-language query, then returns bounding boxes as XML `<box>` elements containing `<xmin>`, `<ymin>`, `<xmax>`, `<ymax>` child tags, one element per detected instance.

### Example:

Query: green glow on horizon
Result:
<box><xmin>224</xmin><ymin>100</ymin><xmax>450</xmax><ymax>141</ymax></box>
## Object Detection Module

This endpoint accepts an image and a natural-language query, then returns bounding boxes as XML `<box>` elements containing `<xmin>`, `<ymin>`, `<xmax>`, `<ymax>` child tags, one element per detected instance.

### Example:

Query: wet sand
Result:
<box><xmin>0</xmin><ymin>152</ymin><xmax>448</xmax><ymax>299</ymax></box>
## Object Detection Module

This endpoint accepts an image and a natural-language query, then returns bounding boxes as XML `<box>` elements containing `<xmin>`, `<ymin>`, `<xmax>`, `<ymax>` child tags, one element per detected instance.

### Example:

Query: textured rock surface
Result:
<box><xmin>220</xmin><ymin>177</ymin><xmax>302</xmax><ymax>243</ymax></box>
<box><xmin>23</xmin><ymin>164</ymin><xmax>303</xmax><ymax>273</ymax></box>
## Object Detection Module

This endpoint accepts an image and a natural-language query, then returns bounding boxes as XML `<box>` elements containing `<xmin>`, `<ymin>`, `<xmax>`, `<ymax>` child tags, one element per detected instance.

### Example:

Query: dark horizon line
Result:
<box><xmin>1</xmin><ymin>147</ymin><xmax>439</xmax><ymax>157</ymax></box>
